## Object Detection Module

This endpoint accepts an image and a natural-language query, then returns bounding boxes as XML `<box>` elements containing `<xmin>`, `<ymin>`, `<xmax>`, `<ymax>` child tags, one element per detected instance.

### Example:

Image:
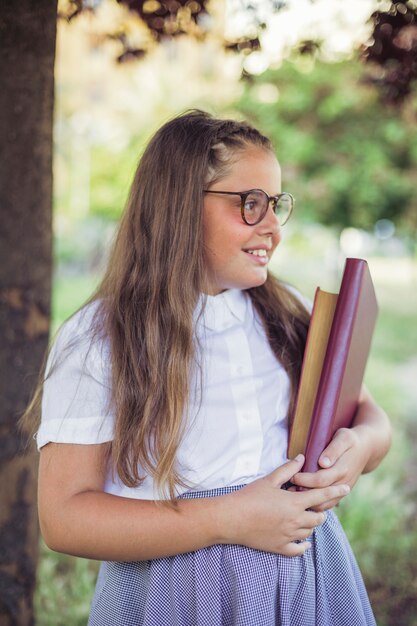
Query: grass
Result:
<box><xmin>35</xmin><ymin>248</ymin><xmax>417</xmax><ymax>626</ymax></box>
<box><xmin>36</xmin><ymin>550</ymin><xmax>99</xmax><ymax>626</ymax></box>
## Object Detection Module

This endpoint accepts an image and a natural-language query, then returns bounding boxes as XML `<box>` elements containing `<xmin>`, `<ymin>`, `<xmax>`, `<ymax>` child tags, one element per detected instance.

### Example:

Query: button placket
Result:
<box><xmin>226</xmin><ymin>327</ymin><xmax>263</xmax><ymax>482</ymax></box>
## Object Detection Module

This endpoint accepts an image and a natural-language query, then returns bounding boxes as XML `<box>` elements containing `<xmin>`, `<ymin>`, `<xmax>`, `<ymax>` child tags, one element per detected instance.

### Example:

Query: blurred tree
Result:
<box><xmin>238</xmin><ymin>59</ymin><xmax>417</xmax><ymax>234</ymax></box>
<box><xmin>363</xmin><ymin>0</ymin><xmax>417</xmax><ymax>105</ymax></box>
<box><xmin>59</xmin><ymin>0</ymin><xmax>275</xmax><ymax>59</ymax></box>
<box><xmin>283</xmin><ymin>2</ymin><xmax>417</xmax><ymax>108</ymax></box>
<box><xmin>0</xmin><ymin>2</ymin><xmax>57</xmax><ymax>624</ymax></box>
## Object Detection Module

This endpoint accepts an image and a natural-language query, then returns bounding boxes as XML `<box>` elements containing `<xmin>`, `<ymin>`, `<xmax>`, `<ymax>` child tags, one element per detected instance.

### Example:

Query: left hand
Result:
<box><xmin>291</xmin><ymin>385</ymin><xmax>392</xmax><ymax>512</ymax></box>
<box><xmin>291</xmin><ymin>425</ymin><xmax>371</xmax><ymax>511</ymax></box>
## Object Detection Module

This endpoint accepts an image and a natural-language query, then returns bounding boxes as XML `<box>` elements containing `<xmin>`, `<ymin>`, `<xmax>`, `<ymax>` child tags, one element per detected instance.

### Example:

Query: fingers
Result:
<box><xmin>293</xmin><ymin>426</ymin><xmax>368</xmax><ymax>498</ymax></box>
<box><xmin>282</xmin><ymin>511</ymin><xmax>328</xmax><ymax>556</ymax></box>
<box><xmin>302</xmin><ymin>483</ymin><xmax>350</xmax><ymax>511</ymax></box>
<box><xmin>318</xmin><ymin>428</ymin><xmax>355</xmax><ymax>469</ymax></box>
<box><xmin>284</xmin><ymin>541</ymin><xmax>312</xmax><ymax>558</ymax></box>
<box><xmin>309</xmin><ymin>499</ymin><xmax>341</xmax><ymax>513</ymax></box>
<box><xmin>267</xmin><ymin>454</ymin><xmax>305</xmax><ymax>488</ymax></box>
<box><xmin>234</xmin><ymin>461</ymin><xmax>346</xmax><ymax>556</ymax></box>
<box><xmin>300</xmin><ymin>510</ymin><xmax>327</xmax><ymax>529</ymax></box>
<box><xmin>292</xmin><ymin>467</ymin><xmax>340</xmax><ymax>489</ymax></box>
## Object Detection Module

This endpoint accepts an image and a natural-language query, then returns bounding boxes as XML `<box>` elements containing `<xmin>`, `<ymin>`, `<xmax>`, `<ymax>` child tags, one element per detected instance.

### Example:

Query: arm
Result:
<box><xmin>38</xmin><ymin>443</ymin><xmax>350</xmax><ymax>560</ymax></box>
<box><xmin>292</xmin><ymin>385</ymin><xmax>392</xmax><ymax>510</ymax></box>
<box><xmin>348</xmin><ymin>385</ymin><xmax>392</xmax><ymax>473</ymax></box>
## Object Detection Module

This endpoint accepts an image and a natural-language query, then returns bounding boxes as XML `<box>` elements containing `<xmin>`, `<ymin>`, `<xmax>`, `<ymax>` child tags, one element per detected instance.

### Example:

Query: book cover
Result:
<box><xmin>287</xmin><ymin>288</ymin><xmax>338</xmax><ymax>460</ymax></box>
<box><xmin>289</xmin><ymin>258</ymin><xmax>378</xmax><ymax>473</ymax></box>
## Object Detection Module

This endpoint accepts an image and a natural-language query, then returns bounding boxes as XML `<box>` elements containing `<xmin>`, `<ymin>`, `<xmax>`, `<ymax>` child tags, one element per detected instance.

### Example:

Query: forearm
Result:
<box><xmin>39</xmin><ymin>490</ymin><xmax>224</xmax><ymax>561</ymax></box>
<box><xmin>352</xmin><ymin>387</ymin><xmax>392</xmax><ymax>473</ymax></box>
<box><xmin>39</xmin><ymin>444</ymin><xmax>352</xmax><ymax>560</ymax></box>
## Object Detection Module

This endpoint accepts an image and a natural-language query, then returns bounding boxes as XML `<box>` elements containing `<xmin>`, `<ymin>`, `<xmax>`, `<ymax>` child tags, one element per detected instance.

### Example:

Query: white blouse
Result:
<box><xmin>38</xmin><ymin>289</ymin><xmax>292</xmax><ymax>500</ymax></box>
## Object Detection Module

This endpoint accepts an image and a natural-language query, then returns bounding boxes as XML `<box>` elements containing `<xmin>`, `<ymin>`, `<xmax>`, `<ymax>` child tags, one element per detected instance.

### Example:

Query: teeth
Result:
<box><xmin>247</xmin><ymin>249</ymin><xmax>267</xmax><ymax>257</ymax></box>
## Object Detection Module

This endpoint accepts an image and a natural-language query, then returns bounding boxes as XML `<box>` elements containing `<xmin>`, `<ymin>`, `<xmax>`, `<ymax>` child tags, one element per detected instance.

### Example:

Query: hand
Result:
<box><xmin>219</xmin><ymin>455</ymin><xmax>350</xmax><ymax>557</ymax></box>
<box><xmin>291</xmin><ymin>426</ymin><xmax>371</xmax><ymax>511</ymax></box>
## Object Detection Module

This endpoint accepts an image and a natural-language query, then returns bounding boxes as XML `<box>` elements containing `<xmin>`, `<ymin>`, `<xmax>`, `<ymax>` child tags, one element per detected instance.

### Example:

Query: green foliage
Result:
<box><xmin>237</xmin><ymin>59</ymin><xmax>417</xmax><ymax>234</ymax></box>
<box><xmin>51</xmin><ymin>272</ymin><xmax>100</xmax><ymax>332</ymax></box>
<box><xmin>53</xmin><ymin>126</ymin><xmax>144</xmax><ymax>227</ymax></box>
<box><xmin>35</xmin><ymin>543</ymin><xmax>99</xmax><ymax>626</ymax></box>
<box><xmin>89</xmin><ymin>141</ymin><xmax>140</xmax><ymax>220</ymax></box>
<box><xmin>338</xmin><ymin>473</ymin><xmax>417</xmax><ymax>626</ymax></box>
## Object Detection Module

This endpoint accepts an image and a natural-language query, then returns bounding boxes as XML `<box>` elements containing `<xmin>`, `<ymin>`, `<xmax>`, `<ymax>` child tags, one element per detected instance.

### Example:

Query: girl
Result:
<box><xmin>34</xmin><ymin>110</ymin><xmax>391</xmax><ymax>625</ymax></box>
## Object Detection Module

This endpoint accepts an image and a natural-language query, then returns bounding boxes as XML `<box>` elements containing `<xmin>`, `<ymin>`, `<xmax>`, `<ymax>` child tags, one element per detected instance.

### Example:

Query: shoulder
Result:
<box><xmin>39</xmin><ymin>300</ymin><xmax>113</xmax><ymax>449</ymax></box>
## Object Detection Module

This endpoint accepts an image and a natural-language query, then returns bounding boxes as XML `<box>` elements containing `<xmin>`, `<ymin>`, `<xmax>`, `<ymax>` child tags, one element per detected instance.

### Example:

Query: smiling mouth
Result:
<box><xmin>243</xmin><ymin>248</ymin><xmax>269</xmax><ymax>264</ymax></box>
<box><xmin>246</xmin><ymin>249</ymin><xmax>267</xmax><ymax>257</ymax></box>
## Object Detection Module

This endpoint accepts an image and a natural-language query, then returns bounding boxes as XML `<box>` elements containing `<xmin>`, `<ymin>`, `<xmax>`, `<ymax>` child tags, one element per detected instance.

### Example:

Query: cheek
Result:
<box><xmin>202</xmin><ymin>209</ymin><xmax>219</xmax><ymax>245</ymax></box>
<box><xmin>202</xmin><ymin>224</ymin><xmax>225</xmax><ymax>270</ymax></box>
<box><xmin>203</xmin><ymin>224</ymin><xmax>222</xmax><ymax>258</ymax></box>
<box><xmin>203</xmin><ymin>218</ymin><xmax>238</xmax><ymax>255</ymax></box>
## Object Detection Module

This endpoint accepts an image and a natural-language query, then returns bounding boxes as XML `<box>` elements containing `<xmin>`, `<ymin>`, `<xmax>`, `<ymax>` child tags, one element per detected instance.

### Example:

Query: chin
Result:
<box><xmin>240</xmin><ymin>273</ymin><xmax>268</xmax><ymax>290</ymax></box>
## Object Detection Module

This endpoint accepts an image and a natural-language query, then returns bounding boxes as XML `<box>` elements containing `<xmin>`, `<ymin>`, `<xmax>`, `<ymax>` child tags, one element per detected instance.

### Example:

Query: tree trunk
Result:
<box><xmin>0</xmin><ymin>1</ymin><xmax>57</xmax><ymax>624</ymax></box>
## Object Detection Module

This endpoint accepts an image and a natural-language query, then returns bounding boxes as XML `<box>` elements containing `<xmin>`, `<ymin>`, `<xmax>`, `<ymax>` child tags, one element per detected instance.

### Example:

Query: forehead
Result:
<box><xmin>219</xmin><ymin>146</ymin><xmax>281</xmax><ymax>192</ymax></box>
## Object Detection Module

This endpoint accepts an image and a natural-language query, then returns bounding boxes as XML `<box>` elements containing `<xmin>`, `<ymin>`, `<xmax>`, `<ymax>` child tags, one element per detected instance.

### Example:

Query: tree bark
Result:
<box><xmin>0</xmin><ymin>1</ymin><xmax>57</xmax><ymax>623</ymax></box>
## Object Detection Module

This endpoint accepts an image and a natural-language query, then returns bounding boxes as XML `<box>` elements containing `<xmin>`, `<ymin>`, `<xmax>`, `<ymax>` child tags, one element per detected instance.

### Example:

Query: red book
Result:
<box><xmin>288</xmin><ymin>258</ymin><xmax>378</xmax><ymax>473</ymax></box>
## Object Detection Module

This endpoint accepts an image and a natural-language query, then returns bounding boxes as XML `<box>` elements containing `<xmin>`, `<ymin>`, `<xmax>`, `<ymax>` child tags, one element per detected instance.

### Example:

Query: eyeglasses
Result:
<box><xmin>203</xmin><ymin>189</ymin><xmax>294</xmax><ymax>226</ymax></box>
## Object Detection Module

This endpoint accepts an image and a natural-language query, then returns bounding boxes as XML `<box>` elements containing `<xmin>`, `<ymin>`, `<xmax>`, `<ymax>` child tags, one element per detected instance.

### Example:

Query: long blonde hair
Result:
<box><xmin>26</xmin><ymin>110</ymin><xmax>310</xmax><ymax>499</ymax></box>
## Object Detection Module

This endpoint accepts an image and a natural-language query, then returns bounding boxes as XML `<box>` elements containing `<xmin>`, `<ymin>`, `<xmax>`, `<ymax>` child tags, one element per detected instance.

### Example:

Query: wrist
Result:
<box><xmin>352</xmin><ymin>391</ymin><xmax>392</xmax><ymax>473</ymax></box>
<box><xmin>351</xmin><ymin>423</ymin><xmax>380</xmax><ymax>473</ymax></box>
<box><xmin>209</xmin><ymin>491</ymin><xmax>239</xmax><ymax>546</ymax></box>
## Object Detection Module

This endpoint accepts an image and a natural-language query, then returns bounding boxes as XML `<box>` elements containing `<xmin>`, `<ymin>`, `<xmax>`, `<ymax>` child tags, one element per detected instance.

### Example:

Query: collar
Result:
<box><xmin>196</xmin><ymin>289</ymin><xmax>249</xmax><ymax>332</ymax></box>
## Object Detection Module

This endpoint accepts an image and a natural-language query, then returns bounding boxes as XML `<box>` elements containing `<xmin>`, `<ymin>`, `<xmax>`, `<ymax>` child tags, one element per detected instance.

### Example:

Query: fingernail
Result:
<box><xmin>320</xmin><ymin>456</ymin><xmax>331</xmax><ymax>467</ymax></box>
<box><xmin>294</xmin><ymin>454</ymin><xmax>304</xmax><ymax>462</ymax></box>
<box><xmin>304</xmin><ymin>542</ymin><xmax>312</xmax><ymax>551</ymax></box>
<box><xmin>341</xmin><ymin>484</ymin><xmax>350</xmax><ymax>494</ymax></box>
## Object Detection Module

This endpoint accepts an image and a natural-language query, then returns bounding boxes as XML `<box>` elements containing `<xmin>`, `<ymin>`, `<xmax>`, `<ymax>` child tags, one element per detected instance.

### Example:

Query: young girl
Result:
<box><xmin>34</xmin><ymin>110</ymin><xmax>391</xmax><ymax>626</ymax></box>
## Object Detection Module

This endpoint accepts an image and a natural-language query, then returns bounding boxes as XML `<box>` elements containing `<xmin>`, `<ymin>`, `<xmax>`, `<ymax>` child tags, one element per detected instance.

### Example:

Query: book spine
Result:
<box><xmin>303</xmin><ymin>259</ymin><xmax>365</xmax><ymax>472</ymax></box>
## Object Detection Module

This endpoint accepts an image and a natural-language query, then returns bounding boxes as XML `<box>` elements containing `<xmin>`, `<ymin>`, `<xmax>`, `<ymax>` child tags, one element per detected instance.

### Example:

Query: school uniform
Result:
<box><xmin>38</xmin><ymin>289</ymin><xmax>376</xmax><ymax>626</ymax></box>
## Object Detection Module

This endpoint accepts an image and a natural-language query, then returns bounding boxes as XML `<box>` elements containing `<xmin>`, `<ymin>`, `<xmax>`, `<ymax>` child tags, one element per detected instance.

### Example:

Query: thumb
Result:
<box><xmin>267</xmin><ymin>454</ymin><xmax>305</xmax><ymax>488</ymax></box>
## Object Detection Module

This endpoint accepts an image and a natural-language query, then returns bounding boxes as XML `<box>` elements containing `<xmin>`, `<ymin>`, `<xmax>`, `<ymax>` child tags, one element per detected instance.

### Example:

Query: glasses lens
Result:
<box><xmin>243</xmin><ymin>190</ymin><xmax>267</xmax><ymax>225</ymax></box>
<box><xmin>275</xmin><ymin>193</ymin><xmax>293</xmax><ymax>225</ymax></box>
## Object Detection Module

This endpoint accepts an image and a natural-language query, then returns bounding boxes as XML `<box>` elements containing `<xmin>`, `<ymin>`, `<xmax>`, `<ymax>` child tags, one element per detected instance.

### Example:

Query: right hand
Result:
<box><xmin>218</xmin><ymin>455</ymin><xmax>350</xmax><ymax>557</ymax></box>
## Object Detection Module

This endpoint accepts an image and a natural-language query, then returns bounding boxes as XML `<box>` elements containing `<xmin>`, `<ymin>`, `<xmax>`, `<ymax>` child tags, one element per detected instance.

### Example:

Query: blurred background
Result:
<box><xmin>4</xmin><ymin>0</ymin><xmax>417</xmax><ymax>624</ymax></box>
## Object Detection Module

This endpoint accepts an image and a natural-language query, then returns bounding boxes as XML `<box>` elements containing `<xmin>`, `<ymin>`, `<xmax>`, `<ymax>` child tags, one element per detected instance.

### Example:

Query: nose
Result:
<box><xmin>257</xmin><ymin>202</ymin><xmax>281</xmax><ymax>235</ymax></box>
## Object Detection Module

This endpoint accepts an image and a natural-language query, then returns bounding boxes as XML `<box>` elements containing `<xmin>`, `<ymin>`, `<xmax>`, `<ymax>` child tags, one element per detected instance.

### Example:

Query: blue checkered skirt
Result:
<box><xmin>88</xmin><ymin>485</ymin><xmax>376</xmax><ymax>626</ymax></box>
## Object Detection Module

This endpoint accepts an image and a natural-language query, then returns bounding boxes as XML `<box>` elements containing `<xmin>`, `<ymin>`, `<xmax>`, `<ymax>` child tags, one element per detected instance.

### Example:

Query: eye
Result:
<box><xmin>243</xmin><ymin>190</ymin><xmax>264</xmax><ymax>217</ymax></box>
<box><xmin>243</xmin><ymin>198</ymin><xmax>257</xmax><ymax>213</ymax></box>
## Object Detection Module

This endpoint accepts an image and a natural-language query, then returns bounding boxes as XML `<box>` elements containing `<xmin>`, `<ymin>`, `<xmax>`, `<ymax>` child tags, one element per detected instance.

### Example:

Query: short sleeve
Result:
<box><xmin>36</xmin><ymin>303</ymin><xmax>114</xmax><ymax>449</ymax></box>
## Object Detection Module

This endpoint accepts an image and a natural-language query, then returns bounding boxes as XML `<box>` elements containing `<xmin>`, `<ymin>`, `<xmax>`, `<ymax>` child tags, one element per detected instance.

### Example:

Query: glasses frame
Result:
<box><xmin>203</xmin><ymin>189</ymin><xmax>294</xmax><ymax>226</ymax></box>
